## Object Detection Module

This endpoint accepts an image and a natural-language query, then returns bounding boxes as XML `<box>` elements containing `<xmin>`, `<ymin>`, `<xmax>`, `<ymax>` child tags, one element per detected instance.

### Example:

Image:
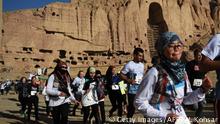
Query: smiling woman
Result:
<box><xmin>3</xmin><ymin>0</ymin><xmax>70</xmax><ymax>12</ymax></box>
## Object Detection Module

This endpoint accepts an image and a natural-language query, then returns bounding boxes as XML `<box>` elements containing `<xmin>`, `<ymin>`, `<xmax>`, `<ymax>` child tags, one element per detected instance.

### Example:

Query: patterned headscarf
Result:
<box><xmin>156</xmin><ymin>32</ymin><xmax>185</xmax><ymax>83</ymax></box>
<box><xmin>155</xmin><ymin>32</ymin><xmax>182</xmax><ymax>55</ymax></box>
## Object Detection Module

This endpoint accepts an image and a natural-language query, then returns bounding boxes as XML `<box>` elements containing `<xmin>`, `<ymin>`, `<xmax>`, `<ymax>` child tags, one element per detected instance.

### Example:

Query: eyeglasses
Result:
<box><xmin>167</xmin><ymin>44</ymin><xmax>184</xmax><ymax>50</ymax></box>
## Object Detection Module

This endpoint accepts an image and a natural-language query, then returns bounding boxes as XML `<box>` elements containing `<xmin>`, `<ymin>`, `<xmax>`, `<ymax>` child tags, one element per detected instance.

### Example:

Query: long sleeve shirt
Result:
<box><xmin>134</xmin><ymin>67</ymin><xmax>205</xmax><ymax>119</ymax></box>
<box><xmin>46</xmin><ymin>74</ymin><xmax>75</xmax><ymax>107</ymax></box>
<box><xmin>72</xmin><ymin>77</ymin><xmax>85</xmax><ymax>93</ymax></box>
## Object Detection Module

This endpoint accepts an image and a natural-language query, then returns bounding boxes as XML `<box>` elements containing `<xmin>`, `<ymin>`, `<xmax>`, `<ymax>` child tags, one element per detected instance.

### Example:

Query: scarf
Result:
<box><xmin>160</xmin><ymin>56</ymin><xmax>185</xmax><ymax>83</ymax></box>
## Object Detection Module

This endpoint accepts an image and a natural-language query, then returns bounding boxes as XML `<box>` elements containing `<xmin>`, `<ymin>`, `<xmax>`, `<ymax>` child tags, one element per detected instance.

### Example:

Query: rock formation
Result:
<box><xmin>0</xmin><ymin>0</ymin><xmax>219</xmax><ymax>79</ymax></box>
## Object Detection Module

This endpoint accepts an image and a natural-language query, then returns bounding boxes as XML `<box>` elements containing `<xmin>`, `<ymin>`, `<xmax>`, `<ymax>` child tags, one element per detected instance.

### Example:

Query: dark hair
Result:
<box><xmin>77</xmin><ymin>70</ymin><xmax>84</xmax><ymax>77</ymax></box>
<box><xmin>193</xmin><ymin>48</ymin><xmax>202</xmax><ymax>56</ymax></box>
<box><xmin>151</xmin><ymin>56</ymin><xmax>159</xmax><ymax>65</ymax></box>
<box><xmin>133</xmin><ymin>48</ymin><xmax>144</xmax><ymax>55</ymax></box>
<box><xmin>43</xmin><ymin>68</ymin><xmax>48</xmax><ymax>75</ymax></box>
<box><xmin>96</xmin><ymin>70</ymin><xmax>102</xmax><ymax>76</ymax></box>
<box><xmin>96</xmin><ymin>70</ymin><xmax>102</xmax><ymax>79</ymax></box>
<box><xmin>20</xmin><ymin>77</ymin><xmax>27</xmax><ymax>83</ymax></box>
<box><xmin>105</xmin><ymin>66</ymin><xmax>116</xmax><ymax>83</ymax></box>
<box><xmin>31</xmin><ymin>76</ymin><xmax>36</xmax><ymax>81</ymax></box>
<box><xmin>85</xmin><ymin>67</ymin><xmax>91</xmax><ymax>78</ymax></box>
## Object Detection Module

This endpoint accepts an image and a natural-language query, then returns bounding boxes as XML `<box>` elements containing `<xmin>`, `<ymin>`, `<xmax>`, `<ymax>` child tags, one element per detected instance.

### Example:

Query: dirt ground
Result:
<box><xmin>0</xmin><ymin>92</ymin><xmax>147</xmax><ymax>124</ymax></box>
<box><xmin>0</xmin><ymin>84</ymin><xmax>217</xmax><ymax>124</ymax></box>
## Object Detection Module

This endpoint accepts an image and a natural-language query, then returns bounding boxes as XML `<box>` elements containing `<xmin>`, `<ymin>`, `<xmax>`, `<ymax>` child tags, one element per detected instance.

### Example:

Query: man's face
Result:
<box><xmin>134</xmin><ymin>52</ymin><xmax>144</xmax><ymax>62</ymax></box>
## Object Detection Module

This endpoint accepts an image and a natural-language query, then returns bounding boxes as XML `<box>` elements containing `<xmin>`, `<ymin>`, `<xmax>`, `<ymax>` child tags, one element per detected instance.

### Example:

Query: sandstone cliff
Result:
<box><xmin>0</xmin><ymin>0</ymin><xmax>219</xmax><ymax>79</ymax></box>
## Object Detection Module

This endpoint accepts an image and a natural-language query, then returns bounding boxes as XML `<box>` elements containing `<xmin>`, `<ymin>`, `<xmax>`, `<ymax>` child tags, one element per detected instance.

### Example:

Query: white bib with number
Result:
<box><xmin>112</xmin><ymin>85</ymin><xmax>119</xmax><ymax>90</ymax></box>
<box><xmin>135</xmin><ymin>75</ymin><xmax>143</xmax><ymax>84</ymax></box>
<box><xmin>31</xmin><ymin>91</ymin><xmax>37</xmax><ymax>96</ymax></box>
<box><xmin>193</xmin><ymin>79</ymin><xmax>202</xmax><ymax>87</ymax></box>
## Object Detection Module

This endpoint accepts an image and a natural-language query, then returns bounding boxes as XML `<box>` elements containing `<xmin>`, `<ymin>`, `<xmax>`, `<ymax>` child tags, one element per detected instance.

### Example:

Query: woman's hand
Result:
<box><xmin>128</xmin><ymin>79</ymin><xmax>136</xmax><ymax>84</ymax></box>
<box><xmin>201</xmin><ymin>76</ymin><xmax>212</xmax><ymax>93</ymax></box>
<box><xmin>72</xmin><ymin>100</ymin><xmax>80</xmax><ymax>104</ymax></box>
<box><xmin>59</xmin><ymin>92</ymin><xmax>67</xmax><ymax>96</ymax></box>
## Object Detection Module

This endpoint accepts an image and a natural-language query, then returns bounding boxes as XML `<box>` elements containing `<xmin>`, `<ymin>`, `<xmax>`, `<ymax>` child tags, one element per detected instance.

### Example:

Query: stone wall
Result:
<box><xmin>0</xmin><ymin>0</ymin><xmax>219</xmax><ymax>79</ymax></box>
<box><xmin>0</xmin><ymin>0</ymin><xmax>3</xmax><ymax>65</ymax></box>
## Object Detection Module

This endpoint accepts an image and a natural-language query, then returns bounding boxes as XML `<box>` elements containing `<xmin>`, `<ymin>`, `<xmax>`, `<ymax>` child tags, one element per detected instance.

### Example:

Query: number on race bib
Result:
<box><xmin>193</xmin><ymin>79</ymin><xmax>202</xmax><ymax>87</ymax></box>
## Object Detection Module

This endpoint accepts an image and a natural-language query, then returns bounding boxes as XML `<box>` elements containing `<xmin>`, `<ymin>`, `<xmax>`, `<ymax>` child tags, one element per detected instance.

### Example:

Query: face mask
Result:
<box><xmin>60</xmin><ymin>67</ymin><xmax>68</xmax><ymax>71</ymax></box>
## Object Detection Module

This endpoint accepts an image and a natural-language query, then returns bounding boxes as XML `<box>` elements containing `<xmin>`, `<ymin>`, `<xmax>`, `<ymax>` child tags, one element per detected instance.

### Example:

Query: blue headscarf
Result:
<box><xmin>156</xmin><ymin>32</ymin><xmax>182</xmax><ymax>55</ymax></box>
<box><xmin>156</xmin><ymin>32</ymin><xmax>185</xmax><ymax>83</ymax></box>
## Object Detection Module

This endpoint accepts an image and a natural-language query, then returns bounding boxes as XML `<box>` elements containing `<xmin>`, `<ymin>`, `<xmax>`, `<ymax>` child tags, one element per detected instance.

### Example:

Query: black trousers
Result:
<box><xmin>127</xmin><ymin>93</ymin><xmax>136</xmax><ymax>118</ymax></box>
<box><xmin>109</xmin><ymin>90</ymin><xmax>123</xmax><ymax>117</ymax></box>
<box><xmin>89</xmin><ymin>101</ymin><xmax>105</xmax><ymax>123</ymax></box>
<box><xmin>99</xmin><ymin>101</ymin><xmax>105</xmax><ymax>123</ymax></box>
<box><xmin>0</xmin><ymin>89</ymin><xmax>4</xmax><ymax>95</ymax></box>
<box><xmin>21</xmin><ymin>97</ymin><xmax>29</xmax><ymax>113</ymax></box>
<box><xmin>72</xmin><ymin>102</ymin><xmax>79</xmax><ymax>115</ymax></box>
<box><xmin>193</xmin><ymin>100</ymin><xmax>205</xmax><ymax>117</ymax></box>
<box><xmin>122</xmin><ymin>94</ymin><xmax>127</xmax><ymax>105</ymax></box>
<box><xmin>83</xmin><ymin>104</ymin><xmax>100</xmax><ymax>124</ymax></box>
<box><xmin>18</xmin><ymin>95</ymin><xmax>22</xmax><ymax>107</ymax></box>
<box><xmin>27</xmin><ymin>95</ymin><xmax>39</xmax><ymax>120</ymax></box>
<box><xmin>52</xmin><ymin>103</ymin><xmax>69</xmax><ymax>124</ymax></box>
<box><xmin>45</xmin><ymin>100</ymin><xmax>51</xmax><ymax>116</ymax></box>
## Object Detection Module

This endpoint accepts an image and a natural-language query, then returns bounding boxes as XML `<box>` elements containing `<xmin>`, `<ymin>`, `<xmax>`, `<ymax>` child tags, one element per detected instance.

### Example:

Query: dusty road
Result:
<box><xmin>0</xmin><ymin>91</ymin><xmax>216</xmax><ymax>124</ymax></box>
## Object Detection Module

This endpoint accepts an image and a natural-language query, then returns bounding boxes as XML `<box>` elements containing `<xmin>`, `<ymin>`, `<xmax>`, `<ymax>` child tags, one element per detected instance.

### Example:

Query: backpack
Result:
<box><xmin>149</xmin><ymin>65</ymin><xmax>187</xmax><ymax>105</ymax></box>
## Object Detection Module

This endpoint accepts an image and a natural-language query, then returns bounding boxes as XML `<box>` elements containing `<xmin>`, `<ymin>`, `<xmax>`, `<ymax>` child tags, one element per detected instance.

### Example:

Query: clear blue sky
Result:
<box><xmin>3</xmin><ymin>0</ymin><xmax>71</xmax><ymax>12</ymax></box>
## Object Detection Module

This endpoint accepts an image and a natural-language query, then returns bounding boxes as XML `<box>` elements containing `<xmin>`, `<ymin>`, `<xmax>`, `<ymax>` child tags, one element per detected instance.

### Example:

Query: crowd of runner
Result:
<box><xmin>2</xmin><ymin>31</ymin><xmax>220</xmax><ymax>124</ymax></box>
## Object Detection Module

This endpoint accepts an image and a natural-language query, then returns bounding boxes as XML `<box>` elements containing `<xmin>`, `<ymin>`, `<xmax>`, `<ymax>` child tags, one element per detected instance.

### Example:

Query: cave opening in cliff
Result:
<box><xmin>147</xmin><ymin>2</ymin><xmax>168</xmax><ymax>58</ymax></box>
<box><xmin>58</xmin><ymin>50</ymin><xmax>66</xmax><ymax>58</ymax></box>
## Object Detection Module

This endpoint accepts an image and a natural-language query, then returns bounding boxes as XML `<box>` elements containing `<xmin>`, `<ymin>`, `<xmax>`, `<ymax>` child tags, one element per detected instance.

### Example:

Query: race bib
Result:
<box><xmin>174</xmin><ymin>104</ymin><xmax>183</xmax><ymax>113</ymax></box>
<box><xmin>135</xmin><ymin>75</ymin><xmax>143</xmax><ymax>84</ymax></box>
<box><xmin>59</xmin><ymin>96</ymin><xmax>65</xmax><ymax>99</ymax></box>
<box><xmin>193</xmin><ymin>79</ymin><xmax>202</xmax><ymax>87</ymax></box>
<box><xmin>89</xmin><ymin>82</ymin><xmax>96</xmax><ymax>89</ymax></box>
<box><xmin>31</xmin><ymin>91</ymin><xmax>37</xmax><ymax>96</ymax></box>
<box><xmin>112</xmin><ymin>85</ymin><xmax>119</xmax><ymax>90</ymax></box>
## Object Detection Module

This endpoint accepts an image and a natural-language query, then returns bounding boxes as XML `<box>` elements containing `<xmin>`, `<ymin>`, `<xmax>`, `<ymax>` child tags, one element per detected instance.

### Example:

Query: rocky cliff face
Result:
<box><xmin>0</xmin><ymin>0</ymin><xmax>219</xmax><ymax>79</ymax></box>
